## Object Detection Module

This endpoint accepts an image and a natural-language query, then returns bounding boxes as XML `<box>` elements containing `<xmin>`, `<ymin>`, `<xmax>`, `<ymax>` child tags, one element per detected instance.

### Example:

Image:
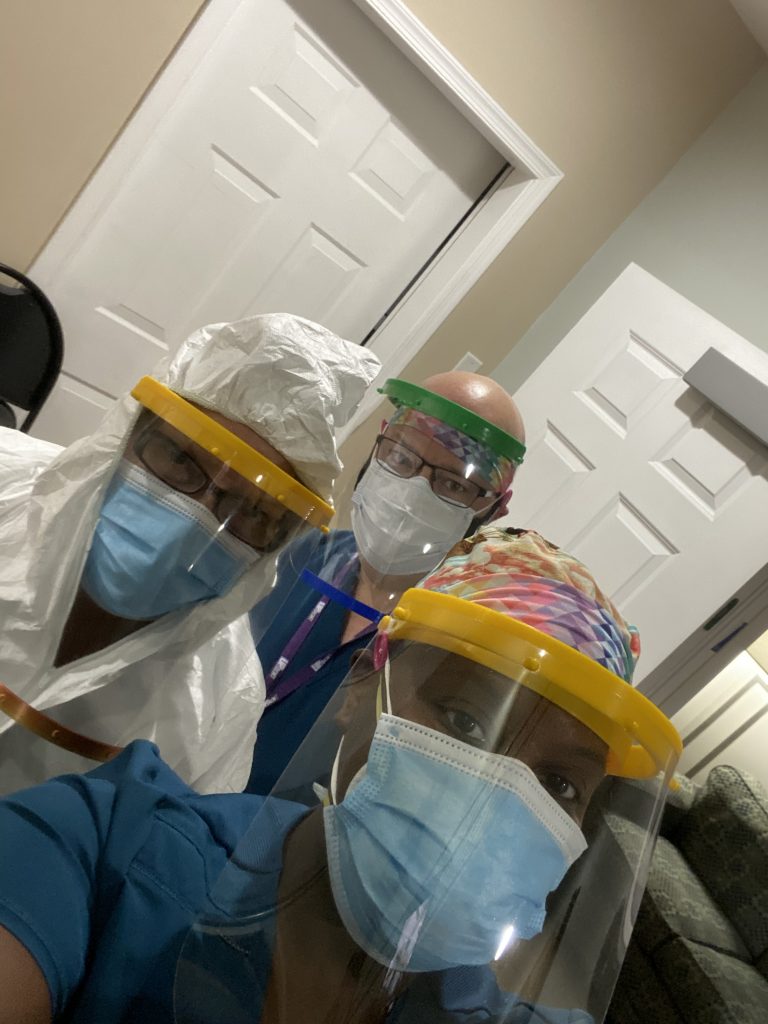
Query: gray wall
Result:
<box><xmin>494</xmin><ymin>65</ymin><xmax>768</xmax><ymax>393</ymax></box>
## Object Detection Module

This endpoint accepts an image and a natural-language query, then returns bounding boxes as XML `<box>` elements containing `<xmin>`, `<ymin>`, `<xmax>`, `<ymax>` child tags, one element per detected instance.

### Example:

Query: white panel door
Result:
<box><xmin>33</xmin><ymin>0</ymin><xmax>504</xmax><ymax>444</ymax></box>
<box><xmin>500</xmin><ymin>263</ymin><xmax>768</xmax><ymax>687</ymax></box>
<box><xmin>671</xmin><ymin>651</ymin><xmax>768</xmax><ymax>791</ymax></box>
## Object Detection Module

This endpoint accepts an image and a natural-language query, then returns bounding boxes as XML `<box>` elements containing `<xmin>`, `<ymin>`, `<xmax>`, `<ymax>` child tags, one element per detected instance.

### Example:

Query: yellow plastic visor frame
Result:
<box><xmin>381</xmin><ymin>590</ymin><xmax>682</xmax><ymax>781</ymax></box>
<box><xmin>130</xmin><ymin>377</ymin><xmax>334</xmax><ymax>531</ymax></box>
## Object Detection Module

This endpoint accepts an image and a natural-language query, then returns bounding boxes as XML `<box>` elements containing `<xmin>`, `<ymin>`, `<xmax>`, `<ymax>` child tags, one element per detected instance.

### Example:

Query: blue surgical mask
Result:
<box><xmin>81</xmin><ymin>462</ymin><xmax>261</xmax><ymax>620</ymax></box>
<box><xmin>324</xmin><ymin>713</ymin><xmax>587</xmax><ymax>973</ymax></box>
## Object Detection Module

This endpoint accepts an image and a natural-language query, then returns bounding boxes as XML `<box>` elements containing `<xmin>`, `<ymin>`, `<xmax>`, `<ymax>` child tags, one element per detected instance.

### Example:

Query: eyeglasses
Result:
<box><xmin>374</xmin><ymin>435</ymin><xmax>497</xmax><ymax>509</ymax></box>
<box><xmin>134</xmin><ymin>427</ymin><xmax>299</xmax><ymax>552</ymax></box>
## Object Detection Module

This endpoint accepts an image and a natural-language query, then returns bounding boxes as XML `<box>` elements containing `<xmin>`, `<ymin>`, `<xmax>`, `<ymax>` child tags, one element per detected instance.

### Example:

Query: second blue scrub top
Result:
<box><xmin>247</xmin><ymin>530</ymin><xmax>375</xmax><ymax>795</ymax></box>
<box><xmin>0</xmin><ymin>742</ymin><xmax>590</xmax><ymax>1023</ymax></box>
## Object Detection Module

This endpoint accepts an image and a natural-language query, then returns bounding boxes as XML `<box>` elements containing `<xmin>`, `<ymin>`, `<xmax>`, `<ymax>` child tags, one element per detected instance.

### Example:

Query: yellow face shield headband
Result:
<box><xmin>380</xmin><ymin>590</ymin><xmax>682</xmax><ymax>781</ymax></box>
<box><xmin>131</xmin><ymin>377</ymin><xmax>334</xmax><ymax>531</ymax></box>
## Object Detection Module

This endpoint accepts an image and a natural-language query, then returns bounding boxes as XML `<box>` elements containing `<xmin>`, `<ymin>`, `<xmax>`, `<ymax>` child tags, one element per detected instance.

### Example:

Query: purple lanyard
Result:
<box><xmin>264</xmin><ymin>556</ymin><xmax>379</xmax><ymax>708</ymax></box>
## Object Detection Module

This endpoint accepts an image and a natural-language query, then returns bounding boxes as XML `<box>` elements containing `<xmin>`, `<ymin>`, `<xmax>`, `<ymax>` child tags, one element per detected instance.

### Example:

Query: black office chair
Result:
<box><xmin>0</xmin><ymin>262</ymin><xmax>64</xmax><ymax>432</ymax></box>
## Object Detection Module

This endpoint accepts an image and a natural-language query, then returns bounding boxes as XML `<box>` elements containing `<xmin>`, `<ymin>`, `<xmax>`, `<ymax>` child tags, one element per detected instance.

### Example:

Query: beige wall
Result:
<box><xmin>1</xmin><ymin>0</ymin><xmax>762</xmax><ymax>483</ymax></box>
<box><xmin>338</xmin><ymin>0</ymin><xmax>764</xmax><ymax>477</ymax></box>
<box><xmin>749</xmin><ymin>630</ymin><xmax>768</xmax><ymax>676</ymax></box>
<box><xmin>495</xmin><ymin>65</ymin><xmax>768</xmax><ymax>395</ymax></box>
<box><xmin>0</xmin><ymin>0</ymin><xmax>204</xmax><ymax>270</ymax></box>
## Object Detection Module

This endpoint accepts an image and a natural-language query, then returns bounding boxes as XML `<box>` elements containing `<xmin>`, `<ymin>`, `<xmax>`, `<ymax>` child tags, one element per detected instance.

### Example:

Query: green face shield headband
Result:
<box><xmin>378</xmin><ymin>379</ymin><xmax>527</xmax><ymax>468</ymax></box>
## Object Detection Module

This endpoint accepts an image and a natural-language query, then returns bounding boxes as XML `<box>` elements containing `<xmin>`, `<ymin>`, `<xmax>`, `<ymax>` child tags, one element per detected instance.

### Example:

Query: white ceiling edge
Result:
<box><xmin>729</xmin><ymin>0</ymin><xmax>768</xmax><ymax>55</ymax></box>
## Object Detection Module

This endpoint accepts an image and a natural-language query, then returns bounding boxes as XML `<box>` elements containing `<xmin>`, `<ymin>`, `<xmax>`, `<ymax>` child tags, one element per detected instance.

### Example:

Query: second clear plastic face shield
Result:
<box><xmin>343</xmin><ymin>378</ymin><xmax>526</xmax><ymax>582</ymax></box>
<box><xmin>76</xmin><ymin>377</ymin><xmax>334</xmax><ymax>633</ymax></box>
<box><xmin>249</xmin><ymin>376</ymin><xmax>529</xmax><ymax>649</ymax></box>
<box><xmin>175</xmin><ymin>589</ymin><xmax>682</xmax><ymax>1024</ymax></box>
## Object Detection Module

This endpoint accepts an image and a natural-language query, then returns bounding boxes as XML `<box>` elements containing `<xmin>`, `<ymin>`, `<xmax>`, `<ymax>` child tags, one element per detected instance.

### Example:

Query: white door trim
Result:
<box><xmin>354</xmin><ymin>0</ymin><xmax>559</xmax><ymax>175</ymax></box>
<box><xmin>342</xmin><ymin>0</ymin><xmax>562</xmax><ymax>437</ymax></box>
<box><xmin>31</xmin><ymin>0</ymin><xmax>562</xmax><ymax>438</ymax></box>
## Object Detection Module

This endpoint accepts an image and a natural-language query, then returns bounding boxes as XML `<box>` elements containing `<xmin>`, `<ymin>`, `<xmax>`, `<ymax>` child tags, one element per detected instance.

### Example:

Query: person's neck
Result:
<box><xmin>354</xmin><ymin>557</ymin><xmax>423</xmax><ymax>611</ymax></box>
<box><xmin>53</xmin><ymin>589</ymin><xmax>149</xmax><ymax>668</ymax></box>
<box><xmin>264</xmin><ymin>809</ymin><xmax>405</xmax><ymax>1024</ymax></box>
<box><xmin>339</xmin><ymin>558</ymin><xmax>423</xmax><ymax>646</ymax></box>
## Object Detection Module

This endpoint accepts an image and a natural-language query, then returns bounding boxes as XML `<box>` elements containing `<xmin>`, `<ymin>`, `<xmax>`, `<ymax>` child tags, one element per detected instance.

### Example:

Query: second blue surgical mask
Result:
<box><xmin>324</xmin><ymin>713</ymin><xmax>587</xmax><ymax>973</ymax></box>
<box><xmin>82</xmin><ymin>462</ymin><xmax>261</xmax><ymax>620</ymax></box>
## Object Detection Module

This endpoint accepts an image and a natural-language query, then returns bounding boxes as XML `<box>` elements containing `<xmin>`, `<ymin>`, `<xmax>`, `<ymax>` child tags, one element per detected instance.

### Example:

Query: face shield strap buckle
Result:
<box><xmin>372</xmin><ymin>632</ymin><xmax>389</xmax><ymax>671</ymax></box>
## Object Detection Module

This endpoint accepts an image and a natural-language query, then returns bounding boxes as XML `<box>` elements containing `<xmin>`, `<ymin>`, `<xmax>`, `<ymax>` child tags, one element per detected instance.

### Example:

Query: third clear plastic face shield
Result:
<box><xmin>249</xmin><ymin>416</ymin><xmax>512</xmax><ymax>651</ymax></box>
<box><xmin>253</xmin><ymin>375</ymin><xmax>530</xmax><ymax>649</ymax></box>
<box><xmin>77</xmin><ymin>377</ymin><xmax>333</xmax><ymax>634</ymax></box>
<box><xmin>175</xmin><ymin>589</ymin><xmax>682</xmax><ymax>1024</ymax></box>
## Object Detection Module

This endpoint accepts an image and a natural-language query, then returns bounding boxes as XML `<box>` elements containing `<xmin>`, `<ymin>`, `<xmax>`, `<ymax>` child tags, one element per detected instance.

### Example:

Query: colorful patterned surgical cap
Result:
<box><xmin>418</xmin><ymin>526</ymin><xmax>641</xmax><ymax>683</ymax></box>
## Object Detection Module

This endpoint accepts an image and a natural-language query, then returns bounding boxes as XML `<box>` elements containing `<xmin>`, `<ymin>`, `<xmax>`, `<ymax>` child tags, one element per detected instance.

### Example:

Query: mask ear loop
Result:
<box><xmin>327</xmin><ymin>737</ymin><xmax>343</xmax><ymax>807</ymax></box>
<box><xmin>373</xmin><ymin>632</ymin><xmax>391</xmax><ymax>718</ymax></box>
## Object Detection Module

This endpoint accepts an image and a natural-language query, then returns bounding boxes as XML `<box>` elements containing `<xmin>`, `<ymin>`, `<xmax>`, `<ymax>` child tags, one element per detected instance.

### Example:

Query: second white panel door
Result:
<box><xmin>501</xmin><ymin>264</ymin><xmax>768</xmax><ymax>688</ymax></box>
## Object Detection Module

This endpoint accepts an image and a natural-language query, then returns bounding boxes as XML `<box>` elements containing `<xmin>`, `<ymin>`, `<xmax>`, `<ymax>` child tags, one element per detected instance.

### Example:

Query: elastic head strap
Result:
<box><xmin>0</xmin><ymin>684</ymin><xmax>122</xmax><ymax>763</ymax></box>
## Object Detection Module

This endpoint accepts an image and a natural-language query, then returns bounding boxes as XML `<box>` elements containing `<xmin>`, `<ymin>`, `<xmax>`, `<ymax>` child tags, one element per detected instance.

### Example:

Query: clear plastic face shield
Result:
<box><xmin>175</xmin><ymin>590</ymin><xmax>681</xmax><ymax>1024</ymax></box>
<box><xmin>346</xmin><ymin>379</ymin><xmax>526</xmax><ymax>583</ymax></box>
<box><xmin>77</xmin><ymin>377</ymin><xmax>334</xmax><ymax>632</ymax></box>
<box><xmin>251</xmin><ymin>379</ymin><xmax>527</xmax><ymax>663</ymax></box>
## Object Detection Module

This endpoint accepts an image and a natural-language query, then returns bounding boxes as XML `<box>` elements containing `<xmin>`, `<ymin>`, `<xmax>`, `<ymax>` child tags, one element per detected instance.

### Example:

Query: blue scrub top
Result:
<box><xmin>0</xmin><ymin>742</ymin><xmax>590</xmax><ymax>1024</ymax></box>
<box><xmin>0</xmin><ymin>742</ymin><xmax>264</xmax><ymax>1022</ymax></box>
<box><xmin>247</xmin><ymin>530</ymin><xmax>375</xmax><ymax>795</ymax></box>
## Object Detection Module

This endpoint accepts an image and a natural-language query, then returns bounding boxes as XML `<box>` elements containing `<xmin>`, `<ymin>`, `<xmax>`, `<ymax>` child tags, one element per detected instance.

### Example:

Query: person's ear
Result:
<box><xmin>464</xmin><ymin>494</ymin><xmax>502</xmax><ymax>538</ymax></box>
<box><xmin>354</xmin><ymin>454</ymin><xmax>373</xmax><ymax>489</ymax></box>
<box><xmin>490</xmin><ymin>487</ymin><xmax>513</xmax><ymax>522</ymax></box>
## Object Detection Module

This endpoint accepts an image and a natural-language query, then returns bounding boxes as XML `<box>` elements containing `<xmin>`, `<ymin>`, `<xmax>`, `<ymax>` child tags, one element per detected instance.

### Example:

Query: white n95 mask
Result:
<box><xmin>351</xmin><ymin>461</ymin><xmax>473</xmax><ymax>577</ymax></box>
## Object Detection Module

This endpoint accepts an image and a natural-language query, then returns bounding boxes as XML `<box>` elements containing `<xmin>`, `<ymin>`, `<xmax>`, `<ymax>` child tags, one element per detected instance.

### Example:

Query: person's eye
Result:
<box><xmin>243</xmin><ymin>506</ymin><xmax>286</xmax><ymax>538</ymax></box>
<box><xmin>149</xmin><ymin>437</ymin><xmax>199</xmax><ymax>479</ymax></box>
<box><xmin>388</xmin><ymin>448</ymin><xmax>417</xmax><ymax>469</ymax></box>
<box><xmin>442</xmin><ymin>477</ymin><xmax>469</xmax><ymax>495</ymax></box>
<box><xmin>436</xmin><ymin>473</ymin><xmax>477</xmax><ymax>501</ymax></box>
<box><xmin>440</xmin><ymin>706</ymin><xmax>487</xmax><ymax>747</ymax></box>
<box><xmin>240</xmin><ymin>504</ymin><xmax>268</xmax><ymax>521</ymax></box>
<box><xmin>152</xmin><ymin>435</ymin><xmax>187</xmax><ymax>463</ymax></box>
<box><xmin>169</xmin><ymin>446</ymin><xmax>191</xmax><ymax>465</ymax></box>
<box><xmin>536</xmin><ymin>771</ymin><xmax>579</xmax><ymax>804</ymax></box>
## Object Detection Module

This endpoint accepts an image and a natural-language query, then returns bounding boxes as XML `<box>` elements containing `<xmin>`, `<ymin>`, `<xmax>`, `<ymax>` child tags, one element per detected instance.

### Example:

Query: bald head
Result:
<box><xmin>421</xmin><ymin>371</ymin><xmax>525</xmax><ymax>444</ymax></box>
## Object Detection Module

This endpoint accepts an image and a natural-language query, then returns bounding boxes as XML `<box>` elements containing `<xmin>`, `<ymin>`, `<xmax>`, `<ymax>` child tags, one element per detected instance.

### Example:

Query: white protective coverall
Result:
<box><xmin>0</xmin><ymin>313</ymin><xmax>380</xmax><ymax>794</ymax></box>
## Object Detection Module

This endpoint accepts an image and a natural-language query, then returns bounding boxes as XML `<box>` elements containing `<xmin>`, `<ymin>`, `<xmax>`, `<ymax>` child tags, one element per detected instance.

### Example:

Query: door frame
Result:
<box><xmin>31</xmin><ymin>0</ymin><xmax>562</xmax><ymax>434</ymax></box>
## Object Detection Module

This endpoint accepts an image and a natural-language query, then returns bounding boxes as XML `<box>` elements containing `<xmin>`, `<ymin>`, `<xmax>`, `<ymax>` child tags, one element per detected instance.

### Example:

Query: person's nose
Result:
<box><xmin>415</xmin><ymin>463</ymin><xmax>435</xmax><ymax>485</ymax></box>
